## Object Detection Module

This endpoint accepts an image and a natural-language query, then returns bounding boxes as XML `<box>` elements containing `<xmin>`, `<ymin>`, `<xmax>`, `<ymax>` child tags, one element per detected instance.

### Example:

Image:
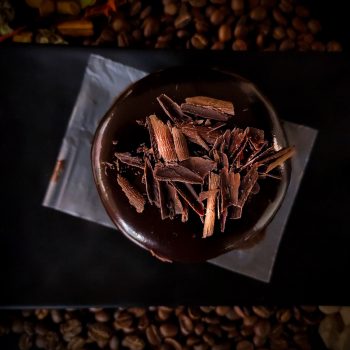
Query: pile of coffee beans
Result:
<box><xmin>0</xmin><ymin>306</ymin><xmax>326</xmax><ymax>349</ymax></box>
<box><xmin>91</xmin><ymin>0</ymin><xmax>342</xmax><ymax>51</ymax></box>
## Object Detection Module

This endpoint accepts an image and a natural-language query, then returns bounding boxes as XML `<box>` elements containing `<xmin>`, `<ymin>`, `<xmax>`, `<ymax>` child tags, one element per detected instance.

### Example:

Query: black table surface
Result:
<box><xmin>1</xmin><ymin>46</ymin><xmax>349</xmax><ymax>308</ymax></box>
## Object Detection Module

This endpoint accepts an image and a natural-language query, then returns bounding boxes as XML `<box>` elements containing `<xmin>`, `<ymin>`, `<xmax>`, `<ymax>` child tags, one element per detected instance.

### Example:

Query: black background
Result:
<box><xmin>1</xmin><ymin>46</ymin><xmax>350</xmax><ymax>307</ymax></box>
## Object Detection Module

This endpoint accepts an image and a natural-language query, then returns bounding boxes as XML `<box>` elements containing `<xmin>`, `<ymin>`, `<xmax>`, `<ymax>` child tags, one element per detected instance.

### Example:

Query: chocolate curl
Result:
<box><xmin>117</xmin><ymin>175</ymin><xmax>145</xmax><ymax>213</ymax></box>
<box><xmin>171</xmin><ymin>126</ymin><xmax>190</xmax><ymax>161</ymax></box>
<box><xmin>203</xmin><ymin>172</ymin><xmax>220</xmax><ymax>238</ymax></box>
<box><xmin>148</xmin><ymin>115</ymin><xmax>177</xmax><ymax>162</ymax></box>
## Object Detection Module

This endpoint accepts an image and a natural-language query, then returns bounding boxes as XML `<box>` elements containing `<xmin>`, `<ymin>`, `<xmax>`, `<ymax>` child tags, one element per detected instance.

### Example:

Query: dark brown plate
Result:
<box><xmin>91</xmin><ymin>66</ymin><xmax>291</xmax><ymax>263</ymax></box>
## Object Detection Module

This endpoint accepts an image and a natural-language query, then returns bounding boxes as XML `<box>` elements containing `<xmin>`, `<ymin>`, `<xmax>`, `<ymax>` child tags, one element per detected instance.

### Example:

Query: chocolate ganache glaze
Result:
<box><xmin>92</xmin><ymin>67</ymin><xmax>291</xmax><ymax>263</ymax></box>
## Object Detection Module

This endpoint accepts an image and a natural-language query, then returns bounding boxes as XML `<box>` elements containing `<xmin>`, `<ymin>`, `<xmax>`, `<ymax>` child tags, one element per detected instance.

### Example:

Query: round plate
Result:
<box><xmin>91</xmin><ymin>67</ymin><xmax>291</xmax><ymax>263</ymax></box>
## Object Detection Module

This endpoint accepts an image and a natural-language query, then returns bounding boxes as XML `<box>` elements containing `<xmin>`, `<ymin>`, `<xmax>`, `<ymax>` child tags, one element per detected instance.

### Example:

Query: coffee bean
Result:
<box><xmin>179</xmin><ymin>314</ymin><xmax>194</xmax><ymax>335</ymax></box>
<box><xmin>236</xmin><ymin>340</ymin><xmax>254</xmax><ymax>350</ymax></box>
<box><xmin>254</xmin><ymin>319</ymin><xmax>271</xmax><ymax>337</ymax></box>
<box><xmin>191</xmin><ymin>33</ymin><xmax>208</xmax><ymax>49</ymax></box>
<box><xmin>137</xmin><ymin>314</ymin><xmax>149</xmax><ymax>331</ymax></box>
<box><xmin>286</xmin><ymin>27</ymin><xmax>296</xmax><ymax>39</ymax></box>
<box><xmin>205</xmin><ymin>5</ymin><xmax>216</xmax><ymax>17</ymax></box>
<box><xmin>231</xmin><ymin>0</ymin><xmax>244</xmax><ymax>15</ymax></box>
<box><xmin>327</xmin><ymin>40</ymin><xmax>343</xmax><ymax>52</ymax></box>
<box><xmin>243</xmin><ymin>315</ymin><xmax>258</xmax><ymax>327</ymax></box>
<box><xmin>177</xmin><ymin>29</ymin><xmax>190</xmax><ymax>39</ymax></box>
<box><xmin>158</xmin><ymin>306</ymin><xmax>173</xmax><ymax>321</ymax></box>
<box><xmin>293</xmin><ymin>333</ymin><xmax>312</xmax><ymax>350</ymax></box>
<box><xmin>270</xmin><ymin>323</ymin><xmax>284</xmax><ymax>338</ymax></box>
<box><xmin>143</xmin><ymin>17</ymin><xmax>160</xmax><ymax>37</ymax></box>
<box><xmin>221</xmin><ymin>322</ymin><xmax>237</xmax><ymax>332</ymax></box>
<box><xmin>276</xmin><ymin>309</ymin><xmax>292</xmax><ymax>323</ymax></box>
<box><xmin>19</xmin><ymin>334</ymin><xmax>33</xmax><ymax>350</ymax></box>
<box><xmin>195</xmin><ymin>19</ymin><xmax>210</xmax><ymax>33</ymax></box>
<box><xmin>295</xmin><ymin>5</ymin><xmax>310</xmax><ymax>18</ymax></box>
<box><xmin>35</xmin><ymin>309</ymin><xmax>49</xmax><ymax>320</ymax></box>
<box><xmin>240</xmin><ymin>326</ymin><xmax>254</xmax><ymax>337</ymax></box>
<box><xmin>190</xmin><ymin>0</ymin><xmax>207</xmax><ymax>7</ymax></box>
<box><xmin>273</xmin><ymin>26</ymin><xmax>286</xmax><ymax>40</ymax></box>
<box><xmin>194</xmin><ymin>343</ymin><xmax>210</xmax><ymax>350</ymax></box>
<box><xmin>114</xmin><ymin>311</ymin><xmax>133</xmax><ymax>330</ymax></box>
<box><xmin>12</xmin><ymin>319</ymin><xmax>24</xmax><ymax>334</ymax></box>
<box><xmin>232</xmin><ymin>38</ymin><xmax>248</xmax><ymax>49</ymax></box>
<box><xmin>194</xmin><ymin>322</ymin><xmax>205</xmax><ymax>336</ymax></box>
<box><xmin>234</xmin><ymin>24</ymin><xmax>248</xmax><ymax>39</ymax></box>
<box><xmin>253</xmin><ymin>335</ymin><xmax>266</xmax><ymax>347</ymax></box>
<box><xmin>210</xmin><ymin>8</ymin><xmax>227</xmax><ymax>26</ymax></box>
<box><xmin>211</xmin><ymin>41</ymin><xmax>225</xmax><ymax>50</ymax></box>
<box><xmin>256</xmin><ymin>33</ymin><xmax>265</xmax><ymax>48</ymax></box>
<box><xmin>279</xmin><ymin>0</ymin><xmax>293</xmax><ymax>13</ymax></box>
<box><xmin>292</xmin><ymin>17</ymin><xmax>307</xmax><ymax>33</ymax></box>
<box><xmin>225</xmin><ymin>310</ymin><xmax>240</xmax><ymax>321</ymax></box>
<box><xmin>175</xmin><ymin>5</ymin><xmax>192</xmax><ymax>29</ymax></box>
<box><xmin>212</xmin><ymin>343</ymin><xmax>231</xmax><ymax>350</ymax></box>
<box><xmin>252</xmin><ymin>306</ymin><xmax>273</xmax><ymax>319</ymax></box>
<box><xmin>164</xmin><ymin>337</ymin><xmax>183</xmax><ymax>350</ymax></box>
<box><xmin>146</xmin><ymin>325</ymin><xmax>161</xmax><ymax>346</ymax></box>
<box><xmin>95</xmin><ymin>310</ymin><xmax>110</xmax><ymax>323</ymax></box>
<box><xmin>307</xmin><ymin>19</ymin><xmax>321</xmax><ymax>34</ymax></box>
<box><xmin>234</xmin><ymin>306</ymin><xmax>250</xmax><ymax>318</ymax></box>
<box><xmin>112</xmin><ymin>17</ymin><xmax>129</xmax><ymax>32</ymax></box>
<box><xmin>164</xmin><ymin>3</ymin><xmax>178</xmax><ymax>15</ymax></box>
<box><xmin>248</xmin><ymin>0</ymin><xmax>259</xmax><ymax>8</ymax></box>
<box><xmin>45</xmin><ymin>331</ymin><xmax>61</xmax><ymax>349</ymax></box>
<box><xmin>35</xmin><ymin>335</ymin><xmax>47</xmax><ymax>349</ymax></box>
<box><xmin>261</xmin><ymin>0</ymin><xmax>276</xmax><ymax>6</ymax></box>
<box><xmin>35</xmin><ymin>323</ymin><xmax>49</xmax><ymax>336</ymax></box>
<box><xmin>130</xmin><ymin>1</ymin><xmax>141</xmax><ymax>16</ymax></box>
<box><xmin>23</xmin><ymin>321</ymin><xmax>34</xmax><ymax>336</ymax></box>
<box><xmin>88</xmin><ymin>323</ymin><xmax>112</xmax><ymax>342</ymax></box>
<box><xmin>109</xmin><ymin>336</ymin><xmax>119</xmax><ymax>350</ymax></box>
<box><xmin>160</xmin><ymin>323</ymin><xmax>178</xmax><ymax>338</ymax></box>
<box><xmin>128</xmin><ymin>308</ymin><xmax>146</xmax><ymax>318</ymax></box>
<box><xmin>270</xmin><ymin>336</ymin><xmax>289</xmax><ymax>350</ymax></box>
<box><xmin>187</xmin><ymin>335</ymin><xmax>201</xmax><ymax>346</ymax></box>
<box><xmin>140</xmin><ymin>5</ymin><xmax>152</xmax><ymax>20</ymax></box>
<box><xmin>272</xmin><ymin>8</ymin><xmax>287</xmax><ymax>26</ymax></box>
<box><xmin>211</xmin><ymin>0</ymin><xmax>226</xmax><ymax>4</ymax></box>
<box><xmin>122</xmin><ymin>334</ymin><xmax>145</xmax><ymax>350</ymax></box>
<box><xmin>250</xmin><ymin>6</ymin><xmax>267</xmax><ymax>21</ymax></box>
<box><xmin>203</xmin><ymin>332</ymin><xmax>215</xmax><ymax>346</ymax></box>
<box><xmin>218</xmin><ymin>24</ymin><xmax>232</xmax><ymax>42</ymax></box>
<box><xmin>311</xmin><ymin>41</ymin><xmax>325</xmax><ymax>51</ymax></box>
<box><xmin>264</xmin><ymin>42</ymin><xmax>277</xmax><ymax>51</ymax></box>
<box><xmin>67</xmin><ymin>336</ymin><xmax>86</xmax><ymax>350</ymax></box>
<box><xmin>22</xmin><ymin>310</ymin><xmax>33</xmax><ymax>318</ymax></box>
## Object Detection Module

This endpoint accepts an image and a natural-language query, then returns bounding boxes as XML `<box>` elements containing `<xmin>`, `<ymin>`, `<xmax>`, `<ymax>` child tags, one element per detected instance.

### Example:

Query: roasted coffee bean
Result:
<box><xmin>270</xmin><ymin>336</ymin><xmax>289</xmax><ymax>350</ymax></box>
<box><xmin>109</xmin><ymin>335</ymin><xmax>120</xmax><ymax>350</ymax></box>
<box><xmin>248</xmin><ymin>0</ymin><xmax>259</xmax><ymax>8</ymax></box>
<box><xmin>212</xmin><ymin>343</ymin><xmax>231</xmax><ymax>350</ymax></box>
<box><xmin>164</xmin><ymin>3</ymin><xmax>178</xmax><ymax>15</ymax></box>
<box><xmin>280</xmin><ymin>38</ymin><xmax>295</xmax><ymax>50</ymax></box>
<box><xmin>158</xmin><ymin>306</ymin><xmax>173</xmax><ymax>321</ymax></box>
<box><xmin>187</xmin><ymin>335</ymin><xmax>201</xmax><ymax>346</ymax></box>
<box><xmin>279</xmin><ymin>0</ymin><xmax>293</xmax><ymax>13</ymax></box>
<box><xmin>177</xmin><ymin>29</ymin><xmax>190</xmax><ymax>39</ymax></box>
<box><xmin>146</xmin><ymin>325</ymin><xmax>161</xmax><ymax>346</ymax></box>
<box><xmin>256</xmin><ymin>33</ymin><xmax>265</xmax><ymax>48</ymax></box>
<box><xmin>191</xmin><ymin>33</ymin><xmax>208</xmax><ymax>49</ymax></box>
<box><xmin>243</xmin><ymin>315</ymin><xmax>258</xmax><ymax>327</ymax></box>
<box><xmin>203</xmin><ymin>332</ymin><xmax>215</xmax><ymax>346</ymax></box>
<box><xmin>45</xmin><ymin>331</ymin><xmax>61</xmax><ymax>349</ymax></box>
<box><xmin>202</xmin><ymin>315</ymin><xmax>220</xmax><ymax>325</ymax></box>
<box><xmin>240</xmin><ymin>326</ymin><xmax>254</xmax><ymax>337</ymax></box>
<box><xmin>23</xmin><ymin>321</ymin><xmax>34</xmax><ymax>336</ymax></box>
<box><xmin>122</xmin><ymin>334</ymin><xmax>145</xmax><ymax>350</ymax></box>
<box><xmin>179</xmin><ymin>314</ymin><xmax>194</xmax><ymax>335</ymax></box>
<box><xmin>160</xmin><ymin>323</ymin><xmax>178</xmax><ymax>338</ymax></box>
<box><xmin>218</xmin><ymin>24</ymin><xmax>232</xmax><ymax>42</ymax></box>
<box><xmin>210</xmin><ymin>0</ymin><xmax>226</xmax><ymax>4</ymax></box>
<box><xmin>143</xmin><ymin>17</ymin><xmax>160</xmax><ymax>37</ymax></box>
<box><xmin>114</xmin><ymin>311</ymin><xmax>133</xmax><ymax>330</ymax></box>
<box><xmin>130</xmin><ymin>1</ymin><xmax>142</xmax><ymax>16</ymax></box>
<box><xmin>272</xmin><ymin>8</ymin><xmax>287</xmax><ymax>26</ymax></box>
<box><xmin>254</xmin><ymin>319</ymin><xmax>271</xmax><ymax>337</ymax></box>
<box><xmin>12</xmin><ymin>319</ymin><xmax>24</xmax><ymax>334</ymax></box>
<box><xmin>231</xmin><ymin>0</ymin><xmax>244</xmax><ymax>15</ymax></box>
<box><xmin>233</xmin><ymin>37</ymin><xmax>248</xmax><ymax>49</ymax></box>
<box><xmin>19</xmin><ymin>334</ymin><xmax>33</xmax><ymax>350</ymax></box>
<box><xmin>327</xmin><ymin>41</ymin><xmax>342</xmax><ymax>52</ymax></box>
<box><xmin>252</xmin><ymin>306</ymin><xmax>273</xmax><ymax>319</ymax></box>
<box><xmin>128</xmin><ymin>308</ymin><xmax>146</xmax><ymax>318</ymax></box>
<box><xmin>210</xmin><ymin>8</ymin><xmax>227</xmax><ymax>26</ymax></box>
<box><xmin>190</xmin><ymin>0</ymin><xmax>207</xmax><ymax>7</ymax></box>
<box><xmin>112</xmin><ymin>16</ymin><xmax>128</xmax><ymax>32</ymax></box>
<box><xmin>234</xmin><ymin>24</ymin><xmax>248</xmax><ymax>38</ymax></box>
<box><xmin>293</xmin><ymin>333</ymin><xmax>312</xmax><ymax>350</ymax></box>
<box><xmin>175</xmin><ymin>4</ymin><xmax>191</xmax><ymax>29</ymax></box>
<box><xmin>272</xmin><ymin>26</ymin><xmax>285</xmax><ymax>40</ymax></box>
<box><xmin>88</xmin><ymin>323</ymin><xmax>112</xmax><ymax>342</ymax></box>
<box><xmin>194</xmin><ymin>343</ymin><xmax>209</xmax><ymax>350</ymax></box>
<box><xmin>140</xmin><ymin>5</ymin><xmax>152</xmax><ymax>20</ymax></box>
<box><xmin>35</xmin><ymin>309</ymin><xmax>49</xmax><ymax>320</ymax></box>
<box><xmin>264</xmin><ymin>42</ymin><xmax>277</xmax><ymax>51</ymax></box>
<box><xmin>234</xmin><ymin>306</ymin><xmax>250</xmax><ymax>318</ymax></box>
<box><xmin>207</xmin><ymin>324</ymin><xmax>222</xmax><ymax>337</ymax></box>
<box><xmin>236</xmin><ymin>340</ymin><xmax>254</xmax><ymax>350</ymax></box>
<box><xmin>67</xmin><ymin>336</ymin><xmax>86</xmax><ymax>350</ymax></box>
<box><xmin>95</xmin><ymin>310</ymin><xmax>110</xmax><ymax>322</ymax></box>
<box><xmin>205</xmin><ymin>5</ymin><xmax>216</xmax><ymax>17</ymax></box>
<box><xmin>225</xmin><ymin>309</ymin><xmax>240</xmax><ymax>321</ymax></box>
<box><xmin>295</xmin><ymin>5</ymin><xmax>310</xmax><ymax>18</ymax></box>
<box><xmin>35</xmin><ymin>335</ymin><xmax>47</xmax><ymax>349</ymax></box>
<box><xmin>211</xmin><ymin>41</ymin><xmax>225</xmax><ymax>49</ymax></box>
<box><xmin>60</xmin><ymin>319</ymin><xmax>82</xmax><ymax>341</ymax></box>
<box><xmin>195</xmin><ymin>19</ymin><xmax>210</xmax><ymax>33</ymax></box>
<box><xmin>164</xmin><ymin>337</ymin><xmax>183</xmax><ymax>350</ymax></box>
<box><xmin>292</xmin><ymin>17</ymin><xmax>307</xmax><ymax>33</ymax></box>
<box><xmin>250</xmin><ymin>6</ymin><xmax>267</xmax><ymax>21</ymax></box>
<box><xmin>253</xmin><ymin>335</ymin><xmax>267</xmax><ymax>347</ymax></box>
<box><xmin>137</xmin><ymin>314</ymin><xmax>150</xmax><ymax>331</ymax></box>
<box><xmin>276</xmin><ymin>309</ymin><xmax>292</xmax><ymax>323</ymax></box>
<box><xmin>286</xmin><ymin>27</ymin><xmax>296</xmax><ymax>39</ymax></box>
<box><xmin>311</xmin><ymin>41</ymin><xmax>325</xmax><ymax>51</ymax></box>
<box><xmin>22</xmin><ymin>310</ymin><xmax>33</xmax><ymax>318</ymax></box>
<box><xmin>194</xmin><ymin>322</ymin><xmax>205</xmax><ymax>336</ymax></box>
<box><xmin>35</xmin><ymin>322</ymin><xmax>49</xmax><ymax>336</ymax></box>
<box><xmin>307</xmin><ymin>19</ymin><xmax>321</xmax><ymax>34</ymax></box>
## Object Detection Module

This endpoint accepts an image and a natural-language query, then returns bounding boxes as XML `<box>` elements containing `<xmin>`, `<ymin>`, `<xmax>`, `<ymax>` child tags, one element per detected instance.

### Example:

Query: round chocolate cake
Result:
<box><xmin>92</xmin><ymin>67</ymin><xmax>292</xmax><ymax>263</ymax></box>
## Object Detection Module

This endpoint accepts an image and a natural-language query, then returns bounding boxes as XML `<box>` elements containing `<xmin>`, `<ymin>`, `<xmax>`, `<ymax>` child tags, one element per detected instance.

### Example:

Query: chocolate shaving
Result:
<box><xmin>181</xmin><ymin>103</ymin><xmax>232</xmax><ymax>121</ymax></box>
<box><xmin>117</xmin><ymin>175</ymin><xmax>145</xmax><ymax>213</ymax></box>
<box><xmin>144</xmin><ymin>158</ymin><xmax>159</xmax><ymax>206</ymax></box>
<box><xmin>203</xmin><ymin>172</ymin><xmax>220</xmax><ymax>238</ymax></box>
<box><xmin>237</xmin><ymin>165</ymin><xmax>259</xmax><ymax>208</ymax></box>
<box><xmin>115</xmin><ymin>152</ymin><xmax>144</xmax><ymax>169</ymax></box>
<box><xmin>265</xmin><ymin>146</ymin><xmax>295</xmax><ymax>173</ymax></box>
<box><xmin>149</xmin><ymin>115</ymin><xmax>177</xmax><ymax>162</ymax></box>
<box><xmin>171</xmin><ymin>182</ymin><xmax>204</xmax><ymax>217</ymax></box>
<box><xmin>180</xmin><ymin>157</ymin><xmax>217</xmax><ymax>179</ymax></box>
<box><xmin>257</xmin><ymin>146</ymin><xmax>294</xmax><ymax>167</ymax></box>
<box><xmin>247</xmin><ymin>127</ymin><xmax>265</xmax><ymax>150</ymax></box>
<box><xmin>157</xmin><ymin>94</ymin><xmax>188</xmax><ymax>123</ymax></box>
<box><xmin>229</xmin><ymin>172</ymin><xmax>240</xmax><ymax>206</ymax></box>
<box><xmin>199</xmin><ymin>189</ymin><xmax>219</xmax><ymax>202</ymax></box>
<box><xmin>154</xmin><ymin>163</ymin><xmax>204</xmax><ymax>184</ymax></box>
<box><xmin>172</xmin><ymin>126</ymin><xmax>190</xmax><ymax>161</ymax></box>
<box><xmin>146</xmin><ymin>116</ymin><xmax>160</xmax><ymax>161</ymax></box>
<box><xmin>220</xmin><ymin>208</ymin><xmax>228</xmax><ymax>232</ymax></box>
<box><xmin>180</xmin><ymin>200</ymin><xmax>189</xmax><ymax>223</ymax></box>
<box><xmin>157</xmin><ymin>181</ymin><xmax>172</xmax><ymax>220</ymax></box>
<box><xmin>181</xmin><ymin>126</ymin><xmax>210</xmax><ymax>151</ymax></box>
<box><xmin>220</xmin><ymin>167</ymin><xmax>231</xmax><ymax>212</ymax></box>
<box><xmin>231</xmin><ymin>206</ymin><xmax>242</xmax><ymax>220</ymax></box>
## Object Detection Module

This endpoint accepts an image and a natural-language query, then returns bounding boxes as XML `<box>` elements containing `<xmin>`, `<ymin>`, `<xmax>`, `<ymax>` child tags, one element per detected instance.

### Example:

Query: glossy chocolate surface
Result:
<box><xmin>92</xmin><ymin>67</ymin><xmax>290</xmax><ymax>263</ymax></box>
